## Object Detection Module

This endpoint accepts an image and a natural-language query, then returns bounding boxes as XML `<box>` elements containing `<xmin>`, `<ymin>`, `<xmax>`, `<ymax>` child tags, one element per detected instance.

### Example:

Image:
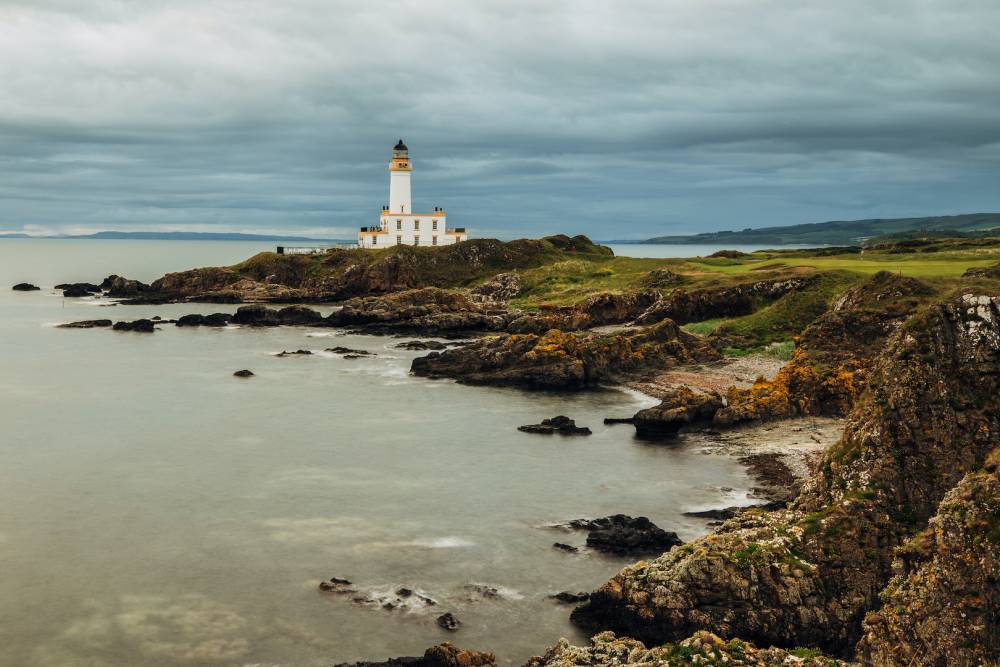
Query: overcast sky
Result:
<box><xmin>1</xmin><ymin>0</ymin><xmax>998</xmax><ymax>240</ymax></box>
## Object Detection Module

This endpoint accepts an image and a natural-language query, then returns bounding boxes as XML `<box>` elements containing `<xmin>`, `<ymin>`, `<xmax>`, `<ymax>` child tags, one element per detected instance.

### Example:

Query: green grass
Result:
<box><xmin>709</xmin><ymin>270</ymin><xmax>860</xmax><ymax>349</ymax></box>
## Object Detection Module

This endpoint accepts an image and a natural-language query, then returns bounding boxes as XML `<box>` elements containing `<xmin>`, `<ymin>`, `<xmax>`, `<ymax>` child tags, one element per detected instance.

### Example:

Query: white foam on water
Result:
<box><xmin>357</xmin><ymin>536</ymin><xmax>475</xmax><ymax>550</ymax></box>
<box><xmin>304</xmin><ymin>331</ymin><xmax>343</xmax><ymax>338</ymax></box>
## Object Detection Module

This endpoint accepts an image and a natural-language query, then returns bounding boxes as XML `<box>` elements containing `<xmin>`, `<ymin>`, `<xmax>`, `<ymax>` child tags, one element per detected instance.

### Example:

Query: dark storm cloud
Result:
<box><xmin>1</xmin><ymin>0</ymin><xmax>998</xmax><ymax>238</ymax></box>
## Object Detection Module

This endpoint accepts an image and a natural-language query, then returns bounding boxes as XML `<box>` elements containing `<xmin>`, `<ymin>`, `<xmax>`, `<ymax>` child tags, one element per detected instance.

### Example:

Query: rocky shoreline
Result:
<box><xmin>31</xmin><ymin>238</ymin><xmax>1000</xmax><ymax>664</ymax></box>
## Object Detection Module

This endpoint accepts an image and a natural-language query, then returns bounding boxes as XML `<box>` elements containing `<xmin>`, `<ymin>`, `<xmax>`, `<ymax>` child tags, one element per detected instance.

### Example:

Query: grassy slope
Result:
<box><xmin>640</xmin><ymin>212</ymin><xmax>1000</xmax><ymax>246</ymax></box>
<box><xmin>511</xmin><ymin>236</ymin><xmax>1000</xmax><ymax>350</ymax></box>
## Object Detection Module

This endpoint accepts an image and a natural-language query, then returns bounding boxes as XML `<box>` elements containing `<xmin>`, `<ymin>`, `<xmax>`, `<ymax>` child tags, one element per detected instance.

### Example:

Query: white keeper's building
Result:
<box><xmin>358</xmin><ymin>140</ymin><xmax>468</xmax><ymax>248</ymax></box>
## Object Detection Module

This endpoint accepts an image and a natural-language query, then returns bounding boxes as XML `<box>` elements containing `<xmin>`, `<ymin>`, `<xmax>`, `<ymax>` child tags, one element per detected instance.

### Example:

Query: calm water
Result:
<box><xmin>0</xmin><ymin>240</ymin><xmax>752</xmax><ymax>666</ymax></box>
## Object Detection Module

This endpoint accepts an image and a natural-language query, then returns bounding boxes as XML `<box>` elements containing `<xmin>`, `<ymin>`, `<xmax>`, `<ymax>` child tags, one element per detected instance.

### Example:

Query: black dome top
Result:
<box><xmin>394</xmin><ymin>139</ymin><xmax>408</xmax><ymax>151</ymax></box>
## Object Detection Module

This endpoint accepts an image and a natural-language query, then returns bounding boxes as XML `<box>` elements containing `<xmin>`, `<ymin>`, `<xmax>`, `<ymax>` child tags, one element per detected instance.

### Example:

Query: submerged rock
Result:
<box><xmin>112</xmin><ymin>319</ymin><xmax>155</xmax><ymax>332</ymax></box>
<box><xmin>395</xmin><ymin>340</ymin><xmax>447</xmax><ymax>351</ymax></box>
<box><xmin>518</xmin><ymin>416</ymin><xmax>592</xmax><ymax>436</ymax></box>
<box><xmin>11</xmin><ymin>282</ymin><xmax>40</xmax><ymax>291</ymax></box>
<box><xmin>326</xmin><ymin>346</ymin><xmax>375</xmax><ymax>356</ymax></box>
<box><xmin>549</xmin><ymin>592</ymin><xmax>590</xmax><ymax>604</ymax></box>
<box><xmin>276</xmin><ymin>349</ymin><xmax>312</xmax><ymax>357</ymax></box>
<box><xmin>552</xmin><ymin>542</ymin><xmax>579</xmax><ymax>553</ymax></box>
<box><xmin>58</xmin><ymin>319</ymin><xmax>113</xmax><ymax>329</ymax></box>
<box><xmin>232</xmin><ymin>369</ymin><xmax>254</xmax><ymax>378</ymax></box>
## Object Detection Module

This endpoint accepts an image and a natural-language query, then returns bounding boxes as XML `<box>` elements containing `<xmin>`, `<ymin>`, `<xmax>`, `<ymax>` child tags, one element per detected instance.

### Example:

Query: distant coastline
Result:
<box><xmin>0</xmin><ymin>231</ymin><xmax>353</xmax><ymax>243</ymax></box>
<box><xmin>603</xmin><ymin>212</ymin><xmax>1000</xmax><ymax>246</ymax></box>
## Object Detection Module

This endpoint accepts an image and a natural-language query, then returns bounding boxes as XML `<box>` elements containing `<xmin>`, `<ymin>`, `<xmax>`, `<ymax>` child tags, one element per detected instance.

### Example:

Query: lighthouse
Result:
<box><xmin>358</xmin><ymin>140</ymin><xmax>468</xmax><ymax>248</ymax></box>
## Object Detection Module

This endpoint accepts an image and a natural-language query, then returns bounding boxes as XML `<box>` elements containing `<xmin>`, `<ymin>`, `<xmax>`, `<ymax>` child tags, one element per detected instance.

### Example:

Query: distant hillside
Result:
<box><xmin>0</xmin><ymin>231</ymin><xmax>347</xmax><ymax>242</ymax></box>
<box><xmin>637</xmin><ymin>213</ymin><xmax>1000</xmax><ymax>246</ymax></box>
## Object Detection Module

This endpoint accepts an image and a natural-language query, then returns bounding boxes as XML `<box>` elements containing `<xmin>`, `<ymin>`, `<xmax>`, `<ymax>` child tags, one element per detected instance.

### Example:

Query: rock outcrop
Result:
<box><xmin>856</xmin><ymin>448</ymin><xmax>1000</xmax><ymax>665</ymax></box>
<box><xmin>100</xmin><ymin>274</ymin><xmax>151</xmax><ymax>298</ymax></box>
<box><xmin>230</xmin><ymin>304</ymin><xmax>326</xmax><ymax>326</ymax></box>
<box><xmin>565</xmin><ymin>515</ymin><xmax>683</xmax><ymax>556</ymax></box>
<box><xmin>176</xmin><ymin>313</ymin><xmax>232</xmax><ymax>327</ymax></box>
<box><xmin>328</xmin><ymin>288</ymin><xmax>507</xmax><ymax>335</ymax></box>
<box><xmin>60</xmin><ymin>282</ymin><xmax>101</xmax><ymax>297</ymax></box>
<box><xmin>11</xmin><ymin>282</ymin><xmax>40</xmax><ymax>291</ymax></box>
<box><xmin>112</xmin><ymin>319</ymin><xmax>155</xmax><ymax>332</ymax></box>
<box><xmin>58</xmin><ymin>319</ymin><xmax>113</xmax><ymax>328</ymax></box>
<box><xmin>632</xmin><ymin>386</ymin><xmax>723</xmax><ymax>436</ymax></box>
<box><xmin>572</xmin><ymin>292</ymin><xmax>1000</xmax><ymax>659</ymax></box>
<box><xmin>633</xmin><ymin>277</ymin><xmax>816</xmax><ymax>326</ymax></box>
<box><xmin>526</xmin><ymin>631</ymin><xmax>851</xmax><ymax>667</ymax></box>
<box><xmin>411</xmin><ymin>320</ymin><xmax>719</xmax><ymax>389</ymax></box>
<box><xmin>506</xmin><ymin>291</ymin><xmax>662</xmax><ymax>334</ymax></box>
<box><xmin>469</xmin><ymin>272</ymin><xmax>523</xmax><ymax>304</ymax></box>
<box><xmin>713</xmin><ymin>271</ymin><xmax>934</xmax><ymax>425</ymax></box>
<box><xmin>517</xmin><ymin>416</ymin><xmax>592</xmax><ymax>436</ymax></box>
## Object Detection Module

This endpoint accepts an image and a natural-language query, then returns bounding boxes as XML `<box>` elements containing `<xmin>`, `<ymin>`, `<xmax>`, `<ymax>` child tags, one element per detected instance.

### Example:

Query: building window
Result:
<box><xmin>414</xmin><ymin>220</ymin><xmax>420</xmax><ymax>230</ymax></box>
<box><xmin>396</xmin><ymin>235</ymin><xmax>402</xmax><ymax>245</ymax></box>
<box><xmin>432</xmin><ymin>220</ymin><xmax>438</xmax><ymax>230</ymax></box>
<box><xmin>414</xmin><ymin>236</ymin><xmax>420</xmax><ymax>246</ymax></box>
<box><xmin>432</xmin><ymin>236</ymin><xmax>437</xmax><ymax>246</ymax></box>
<box><xmin>396</xmin><ymin>220</ymin><xmax>402</xmax><ymax>230</ymax></box>
<box><xmin>372</xmin><ymin>235</ymin><xmax>377</xmax><ymax>245</ymax></box>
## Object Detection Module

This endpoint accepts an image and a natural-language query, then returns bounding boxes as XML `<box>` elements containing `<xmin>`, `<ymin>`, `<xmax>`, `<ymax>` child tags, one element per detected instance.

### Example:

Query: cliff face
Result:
<box><xmin>410</xmin><ymin>320</ymin><xmax>720</xmax><ymax>389</ymax></box>
<box><xmin>856</xmin><ymin>448</ymin><xmax>1000</xmax><ymax>665</ymax></box>
<box><xmin>573</xmin><ymin>292</ymin><xmax>1000</xmax><ymax>659</ymax></box>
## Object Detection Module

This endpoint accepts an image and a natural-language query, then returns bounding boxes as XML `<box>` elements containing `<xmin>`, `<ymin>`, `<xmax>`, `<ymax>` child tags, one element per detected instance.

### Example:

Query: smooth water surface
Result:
<box><xmin>0</xmin><ymin>240</ymin><xmax>752</xmax><ymax>666</ymax></box>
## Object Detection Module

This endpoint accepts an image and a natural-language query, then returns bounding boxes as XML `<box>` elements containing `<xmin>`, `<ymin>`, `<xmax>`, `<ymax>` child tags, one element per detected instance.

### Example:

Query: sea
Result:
<box><xmin>0</xmin><ymin>240</ymin><xmax>759</xmax><ymax>666</ymax></box>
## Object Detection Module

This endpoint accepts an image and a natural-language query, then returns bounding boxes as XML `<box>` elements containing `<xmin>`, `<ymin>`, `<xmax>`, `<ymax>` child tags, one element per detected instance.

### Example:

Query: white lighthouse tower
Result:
<box><xmin>358</xmin><ymin>140</ymin><xmax>467</xmax><ymax>248</ymax></box>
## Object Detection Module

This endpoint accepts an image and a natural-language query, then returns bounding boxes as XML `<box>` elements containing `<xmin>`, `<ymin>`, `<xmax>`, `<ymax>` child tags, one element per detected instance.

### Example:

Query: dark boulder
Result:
<box><xmin>436</xmin><ymin>613</ymin><xmax>460</xmax><ymax>632</ymax></box>
<box><xmin>318</xmin><ymin>577</ymin><xmax>352</xmax><ymax>591</ymax></box>
<box><xmin>100</xmin><ymin>275</ymin><xmax>150</xmax><ymax>298</ymax></box>
<box><xmin>112</xmin><ymin>319</ymin><xmax>155</xmax><ymax>332</ymax></box>
<box><xmin>568</xmin><ymin>515</ymin><xmax>683</xmax><ymax>556</ymax></box>
<box><xmin>176</xmin><ymin>313</ymin><xmax>232</xmax><ymax>327</ymax></box>
<box><xmin>276</xmin><ymin>349</ymin><xmax>312</xmax><ymax>357</ymax></box>
<box><xmin>518</xmin><ymin>416</ymin><xmax>592</xmax><ymax>436</ymax></box>
<box><xmin>553</xmin><ymin>542</ymin><xmax>579</xmax><ymax>553</ymax></box>
<box><xmin>57</xmin><ymin>319</ymin><xmax>113</xmax><ymax>329</ymax></box>
<box><xmin>549</xmin><ymin>591</ymin><xmax>590</xmax><ymax>604</ymax></box>
<box><xmin>60</xmin><ymin>283</ymin><xmax>100</xmax><ymax>297</ymax></box>
<box><xmin>11</xmin><ymin>283</ymin><xmax>40</xmax><ymax>291</ymax></box>
<box><xmin>233</xmin><ymin>370</ymin><xmax>254</xmax><ymax>378</ymax></box>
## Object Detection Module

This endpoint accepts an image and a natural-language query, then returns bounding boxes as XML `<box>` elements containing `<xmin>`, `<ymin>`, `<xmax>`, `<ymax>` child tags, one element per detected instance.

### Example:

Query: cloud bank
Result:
<box><xmin>1</xmin><ymin>0</ymin><xmax>998</xmax><ymax>239</ymax></box>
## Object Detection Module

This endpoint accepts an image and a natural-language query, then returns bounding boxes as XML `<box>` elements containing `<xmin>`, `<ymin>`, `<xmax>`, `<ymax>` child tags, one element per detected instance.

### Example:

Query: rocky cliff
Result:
<box><xmin>856</xmin><ymin>447</ymin><xmax>1000</xmax><ymax>665</ymax></box>
<box><xmin>572</xmin><ymin>292</ymin><xmax>1000</xmax><ymax>661</ymax></box>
